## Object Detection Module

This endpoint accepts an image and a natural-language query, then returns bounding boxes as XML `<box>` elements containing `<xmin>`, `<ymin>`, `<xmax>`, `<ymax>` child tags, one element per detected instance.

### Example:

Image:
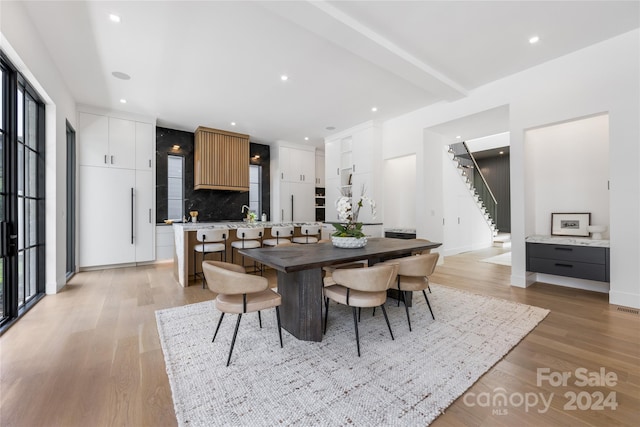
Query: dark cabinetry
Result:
<box><xmin>526</xmin><ymin>242</ymin><xmax>610</xmax><ymax>282</ymax></box>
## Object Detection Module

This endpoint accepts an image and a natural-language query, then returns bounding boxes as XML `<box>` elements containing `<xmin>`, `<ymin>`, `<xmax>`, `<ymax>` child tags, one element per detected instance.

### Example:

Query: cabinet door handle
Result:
<box><xmin>130</xmin><ymin>188</ymin><xmax>134</xmax><ymax>244</ymax></box>
<box><xmin>555</xmin><ymin>263</ymin><xmax>573</xmax><ymax>268</ymax></box>
<box><xmin>337</xmin><ymin>168</ymin><xmax>339</xmax><ymax>176</ymax></box>
<box><xmin>148</xmin><ymin>159</ymin><xmax>152</xmax><ymax>168</ymax></box>
<box><xmin>281</xmin><ymin>172</ymin><xmax>284</xmax><ymax>179</ymax></box>
<box><xmin>281</xmin><ymin>209</ymin><xmax>284</xmax><ymax>221</ymax></box>
<box><xmin>111</xmin><ymin>155</ymin><xmax>114</xmax><ymax>164</ymax></box>
<box><xmin>353</xmin><ymin>164</ymin><xmax>356</xmax><ymax>172</ymax></box>
<box><xmin>555</xmin><ymin>247</ymin><xmax>573</xmax><ymax>251</ymax></box>
<box><xmin>149</xmin><ymin>208</ymin><xmax>152</xmax><ymax>224</ymax></box>
<box><xmin>104</xmin><ymin>155</ymin><xmax>107</xmax><ymax>164</ymax></box>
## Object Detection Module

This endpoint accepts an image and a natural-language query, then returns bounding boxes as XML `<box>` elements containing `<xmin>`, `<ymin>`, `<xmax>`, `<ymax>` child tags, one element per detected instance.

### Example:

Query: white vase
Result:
<box><xmin>331</xmin><ymin>236</ymin><xmax>367</xmax><ymax>248</ymax></box>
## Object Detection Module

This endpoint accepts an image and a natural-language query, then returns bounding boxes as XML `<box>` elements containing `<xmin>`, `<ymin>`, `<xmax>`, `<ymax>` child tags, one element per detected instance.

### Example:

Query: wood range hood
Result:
<box><xmin>194</xmin><ymin>126</ymin><xmax>250</xmax><ymax>191</ymax></box>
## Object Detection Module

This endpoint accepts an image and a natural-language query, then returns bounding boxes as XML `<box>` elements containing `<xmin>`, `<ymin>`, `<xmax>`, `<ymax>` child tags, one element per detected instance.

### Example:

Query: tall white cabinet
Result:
<box><xmin>273</xmin><ymin>143</ymin><xmax>316</xmax><ymax>222</ymax></box>
<box><xmin>324</xmin><ymin>121</ymin><xmax>382</xmax><ymax>224</ymax></box>
<box><xmin>78</xmin><ymin>109</ymin><xmax>155</xmax><ymax>268</ymax></box>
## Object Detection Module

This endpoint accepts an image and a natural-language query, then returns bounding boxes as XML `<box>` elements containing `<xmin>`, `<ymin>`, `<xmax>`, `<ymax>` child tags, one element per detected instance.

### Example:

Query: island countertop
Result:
<box><xmin>525</xmin><ymin>234</ymin><xmax>610</xmax><ymax>248</ymax></box>
<box><xmin>171</xmin><ymin>221</ymin><xmax>324</xmax><ymax>286</ymax></box>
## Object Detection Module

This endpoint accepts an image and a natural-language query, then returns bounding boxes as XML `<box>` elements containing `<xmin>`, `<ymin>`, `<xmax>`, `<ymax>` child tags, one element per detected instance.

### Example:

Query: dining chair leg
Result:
<box><xmin>380</xmin><ymin>304</ymin><xmax>394</xmax><ymax>340</ymax></box>
<box><xmin>401</xmin><ymin>290</ymin><xmax>412</xmax><ymax>332</ymax></box>
<box><xmin>422</xmin><ymin>290</ymin><xmax>435</xmax><ymax>320</ymax></box>
<box><xmin>275</xmin><ymin>307</ymin><xmax>283</xmax><ymax>348</ymax></box>
<box><xmin>212</xmin><ymin>312</ymin><xmax>225</xmax><ymax>342</ymax></box>
<box><xmin>352</xmin><ymin>306</ymin><xmax>361</xmax><ymax>357</ymax></box>
<box><xmin>358</xmin><ymin>307</ymin><xmax>361</xmax><ymax>322</ymax></box>
<box><xmin>226</xmin><ymin>314</ymin><xmax>243</xmax><ymax>366</ymax></box>
<box><xmin>428</xmin><ymin>284</ymin><xmax>432</xmax><ymax>293</ymax></box>
<box><xmin>258</xmin><ymin>311</ymin><xmax>262</xmax><ymax>328</ymax></box>
<box><xmin>323</xmin><ymin>298</ymin><xmax>330</xmax><ymax>334</ymax></box>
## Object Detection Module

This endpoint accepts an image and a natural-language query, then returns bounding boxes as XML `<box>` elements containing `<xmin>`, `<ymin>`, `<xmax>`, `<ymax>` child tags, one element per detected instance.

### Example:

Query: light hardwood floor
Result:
<box><xmin>1</xmin><ymin>248</ymin><xmax>638</xmax><ymax>426</ymax></box>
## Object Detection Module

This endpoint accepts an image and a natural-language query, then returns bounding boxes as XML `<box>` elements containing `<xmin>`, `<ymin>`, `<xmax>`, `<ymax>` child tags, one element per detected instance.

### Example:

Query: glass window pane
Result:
<box><xmin>18</xmin><ymin>252</ymin><xmax>24</xmax><ymax>306</ymax></box>
<box><xmin>17</xmin><ymin>87</ymin><xmax>24</xmax><ymax>142</ymax></box>
<box><xmin>167</xmin><ymin>155</ymin><xmax>183</xmax><ymax>220</ymax></box>
<box><xmin>28</xmin><ymin>248</ymin><xmax>36</xmax><ymax>299</ymax></box>
<box><xmin>18</xmin><ymin>198</ymin><xmax>24</xmax><ymax>250</ymax></box>
<box><xmin>26</xmin><ymin>94</ymin><xmax>37</xmax><ymax>149</ymax></box>
<box><xmin>28</xmin><ymin>150</ymin><xmax>37</xmax><ymax>197</ymax></box>
<box><xmin>17</xmin><ymin>144</ymin><xmax>24</xmax><ymax>196</ymax></box>
<box><xmin>29</xmin><ymin>199</ymin><xmax>37</xmax><ymax>246</ymax></box>
<box><xmin>249</xmin><ymin>165</ymin><xmax>259</xmax><ymax>182</ymax></box>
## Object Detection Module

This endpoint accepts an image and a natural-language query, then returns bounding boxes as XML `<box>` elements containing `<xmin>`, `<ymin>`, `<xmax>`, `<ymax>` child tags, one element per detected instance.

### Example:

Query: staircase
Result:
<box><xmin>448</xmin><ymin>142</ymin><xmax>499</xmax><ymax>237</ymax></box>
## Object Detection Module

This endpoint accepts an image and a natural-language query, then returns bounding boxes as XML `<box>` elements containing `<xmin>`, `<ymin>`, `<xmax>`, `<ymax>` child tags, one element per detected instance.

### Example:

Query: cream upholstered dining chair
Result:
<box><xmin>262</xmin><ymin>225</ymin><xmax>294</xmax><ymax>247</ymax></box>
<box><xmin>193</xmin><ymin>228</ymin><xmax>229</xmax><ymax>289</ymax></box>
<box><xmin>231</xmin><ymin>227</ymin><xmax>264</xmax><ymax>275</ymax></box>
<box><xmin>383</xmin><ymin>252</ymin><xmax>439</xmax><ymax>331</ymax></box>
<box><xmin>323</xmin><ymin>263</ymin><xmax>399</xmax><ymax>357</ymax></box>
<box><xmin>292</xmin><ymin>224</ymin><xmax>321</xmax><ymax>244</ymax></box>
<box><xmin>202</xmin><ymin>261</ymin><xmax>283</xmax><ymax>366</ymax></box>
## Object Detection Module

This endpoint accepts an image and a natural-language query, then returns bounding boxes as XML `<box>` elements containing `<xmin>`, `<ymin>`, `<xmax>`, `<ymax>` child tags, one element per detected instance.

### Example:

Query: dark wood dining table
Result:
<box><xmin>239</xmin><ymin>237</ymin><xmax>441</xmax><ymax>342</ymax></box>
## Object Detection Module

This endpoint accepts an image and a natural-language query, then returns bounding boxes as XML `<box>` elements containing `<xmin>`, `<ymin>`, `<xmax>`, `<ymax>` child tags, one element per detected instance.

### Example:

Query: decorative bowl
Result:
<box><xmin>331</xmin><ymin>236</ymin><xmax>367</xmax><ymax>249</ymax></box>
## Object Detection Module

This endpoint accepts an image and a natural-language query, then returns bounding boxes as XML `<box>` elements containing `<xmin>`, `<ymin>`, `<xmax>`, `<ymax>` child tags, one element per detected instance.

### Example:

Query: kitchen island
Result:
<box><xmin>172</xmin><ymin>221</ymin><xmax>324</xmax><ymax>287</ymax></box>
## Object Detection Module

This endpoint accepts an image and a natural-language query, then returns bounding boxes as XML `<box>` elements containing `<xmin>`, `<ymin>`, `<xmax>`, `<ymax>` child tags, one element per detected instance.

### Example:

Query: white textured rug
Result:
<box><xmin>156</xmin><ymin>284</ymin><xmax>548</xmax><ymax>426</ymax></box>
<box><xmin>480</xmin><ymin>252</ymin><xmax>512</xmax><ymax>266</ymax></box>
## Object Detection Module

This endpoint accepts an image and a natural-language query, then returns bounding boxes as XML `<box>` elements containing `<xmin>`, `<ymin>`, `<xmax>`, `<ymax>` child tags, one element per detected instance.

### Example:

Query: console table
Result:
<box><xmin>526</xmin><ymin>235</ymin><xmax>610</xmax><ymax>282</ymax></box>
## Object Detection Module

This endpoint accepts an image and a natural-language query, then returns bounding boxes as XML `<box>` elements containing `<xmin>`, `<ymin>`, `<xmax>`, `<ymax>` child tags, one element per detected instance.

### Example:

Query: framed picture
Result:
<box><xmin>551</xmin><ymin>213</ymin><xmax>591</xmax><ymax>237</ymax></box>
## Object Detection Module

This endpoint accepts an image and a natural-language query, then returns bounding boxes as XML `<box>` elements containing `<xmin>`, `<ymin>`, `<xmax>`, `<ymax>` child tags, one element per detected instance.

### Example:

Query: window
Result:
<box><xmin>1</xmin><ymin>53</ymin><xmax>46</xmax><ymax>332</ymax></box>
<box><xmin>249</xmin><ymin>165</ymin><xmax>262</xmax><ymax>216</ymax></box>
<box><xmin>167</xmin><ymin>154</ymin><xmax>184</xmax><ymax>220</ymax></box>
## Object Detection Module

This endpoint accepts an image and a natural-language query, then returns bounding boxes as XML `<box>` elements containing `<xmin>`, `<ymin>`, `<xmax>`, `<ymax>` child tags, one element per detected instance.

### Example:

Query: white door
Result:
<box><xmin>135</xmin><ymin>170</ymin><xmax>155</xmax><ymax>262</ymax></box>
<box><xmin>324</xmin><ymin>177</ymin><xmax>339</xmax><ymax>222</ymax></box>
<box><xmin>315</xmin><ymin>154</ymin><xmax>325</xmax><ymax>186</ymax></box>
<box><xmin>79</xmin><ymin>166</ymin><xmax>136</xmax><ymax>267</ymax></box>
<box><xmin>324</xmin><ymin>139</ymin><xmax>341</xmax><ymax>180</ymax></box>
<box><xmin>291</xmin><ymin>182</ymin><xmax>315</xmax><ymax>222</ymax></box>
<box><xmin>280</xmin><ymin>181</ymin><xmax>292</xmax><ymax>221</ymax></box>
<box><xmin>78</xmin><ymin>112</ymin><xmax>109</xmax><ymax>167</ymax></box>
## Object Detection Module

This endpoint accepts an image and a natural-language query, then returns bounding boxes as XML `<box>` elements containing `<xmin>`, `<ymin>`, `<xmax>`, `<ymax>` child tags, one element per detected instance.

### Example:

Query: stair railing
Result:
<box><xmin>450</xmin><ymin>142</ymin><xmax>498</xmax><ymax>229</ymax></box>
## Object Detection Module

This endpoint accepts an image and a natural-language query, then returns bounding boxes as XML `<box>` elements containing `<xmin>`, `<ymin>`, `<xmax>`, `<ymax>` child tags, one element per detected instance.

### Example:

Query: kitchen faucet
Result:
<box><xmin>241</xmin><ymin>205</ymin><xmax>250</xmax><ymax>214</ymax></box>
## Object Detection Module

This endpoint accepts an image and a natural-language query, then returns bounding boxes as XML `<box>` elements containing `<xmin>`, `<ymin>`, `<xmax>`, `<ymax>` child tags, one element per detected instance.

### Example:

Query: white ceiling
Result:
<box><xmin>20</xmin><ymin>1</ymin><xmax>640</xmax><ymax>148</ymax></box>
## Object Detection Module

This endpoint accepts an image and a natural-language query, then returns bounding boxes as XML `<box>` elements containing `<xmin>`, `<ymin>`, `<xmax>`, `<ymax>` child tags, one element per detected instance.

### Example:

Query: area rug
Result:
<box><xmin>156</xmin><ymin>284</ymin><xmax>548</xmax><ymax>426</ymax></box>
<box><xmin>480</xmin><ymin>251</ymin><xmax>512</xmax><ymax>266</ymax></box>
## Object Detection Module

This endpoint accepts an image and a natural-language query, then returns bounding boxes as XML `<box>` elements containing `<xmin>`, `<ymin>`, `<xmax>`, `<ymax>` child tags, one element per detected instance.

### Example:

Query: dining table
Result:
<box><xmin>239</xmin><ymin>237</ymin><xmax>441</xmax><ymax>342</ymax></box>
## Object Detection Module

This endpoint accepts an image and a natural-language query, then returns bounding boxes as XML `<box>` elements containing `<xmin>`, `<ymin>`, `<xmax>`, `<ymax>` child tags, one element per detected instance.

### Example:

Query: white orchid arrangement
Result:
<box><xmin>333</xmin><ymin>185</ymin><xmax>376</xmax><ymax>238</ymax></box>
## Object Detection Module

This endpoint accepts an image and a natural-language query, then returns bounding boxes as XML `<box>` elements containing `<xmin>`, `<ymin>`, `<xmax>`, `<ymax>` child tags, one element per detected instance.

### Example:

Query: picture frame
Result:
<box><xmin>551</xmin><ymin>212</ymin><xmax>591</xmax><ymax>237</ymax></box>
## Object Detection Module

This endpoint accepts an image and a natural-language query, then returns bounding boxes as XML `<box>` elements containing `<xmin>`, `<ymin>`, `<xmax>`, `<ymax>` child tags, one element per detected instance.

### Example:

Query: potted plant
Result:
<box><xmin>332</xmin><ymin>186</ymin><xmax>376</xmax><ymax>248</ymax></box>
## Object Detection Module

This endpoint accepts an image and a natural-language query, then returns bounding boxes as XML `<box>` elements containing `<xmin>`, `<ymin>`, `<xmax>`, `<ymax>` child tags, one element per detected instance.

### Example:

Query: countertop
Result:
<box><xmin>384</xmin><ymin>228</ymin><xmax>417</xmax><ymax>234</ymax></box>
<box><xmin>526</xmin><ymin>235</ymin><xmax>610</xmax><ymax>248</ymax></box>
<box><xmin>172</xmin><ymin>221</ymin><xmax>323</xmax><ymax>230</ymax></box>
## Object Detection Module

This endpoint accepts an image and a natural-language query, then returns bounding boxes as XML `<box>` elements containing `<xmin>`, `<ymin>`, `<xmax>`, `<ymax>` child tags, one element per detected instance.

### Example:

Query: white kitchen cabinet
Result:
<box><xmin>280</xmin><ymin>146</ymin><xmax>315</xmax><ymax>183</ymax></box>
<box><xmin>315</xmin><ymin>152</ymin><xmax>325</xmax><ymax>186</ymax></box>
<box><xmin>78</xmin><ymin>112</ymin><xmax>138</xmax><ymax>169</ymax></box>
<box><xmin>325</xmin><ymin>176</ymin><xmax>339</xmax><ymax>222</ymax></box>
<box><xmin>135</xmin><ymin>170</ymin><xmax>155</xmax><ymax>262</ymax></box>
<box><xmin>279</xmin><ymin>181</ymin><xmax>315</xmax><ymax>222</ymax></box>
<box><xmin>79</xmin><ymin>166</ymin><xmax>136</xmax><ymax>267</ymax></box>
<box><xmin>78</xmin><ymin>109</ymin><xmax>156</xmax><ymax>268</ymax></box>
<box><xmin>135</xmin><ymin>122</ymin><xmax>154</xmax><ymax>170</ymax></box>
<box><xmin>323</xmin><ymin>121</ymin><xmax>382</xmax><ymax>225</ymax></box>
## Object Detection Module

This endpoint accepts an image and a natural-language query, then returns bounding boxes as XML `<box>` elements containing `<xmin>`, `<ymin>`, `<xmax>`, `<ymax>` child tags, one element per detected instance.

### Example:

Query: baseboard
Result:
<box><xmin>609</xmin><ymin>290</ymin><xmax>640</xmax><ymax>309</ymax></box>
<box><xmin>535</xmin><ymin>273</ymin><xmax>610</xmax><ymax>293</ymax></box>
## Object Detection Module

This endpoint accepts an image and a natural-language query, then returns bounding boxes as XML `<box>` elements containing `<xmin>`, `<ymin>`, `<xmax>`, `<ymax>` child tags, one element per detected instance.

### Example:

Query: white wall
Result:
<box><xmin>442</xmin><ymin>148</ymin><xmax>493</xmax><ymax>255</ymax></box>
<box><xmin>526</xmin><ymin>114</ymin><xmax>610</xmax><ymax>237</ymax></box>
<box><xmin>1</xmin><ymin>1</ymin><xmax>77</xmax><ymax>293</ymax></box>
<box><xmin>383</xmin><ymin>155</ymin><xmax>416</xmax><ymax>229</ymax></box>
<box><xmin>381</xmin><ymin>29</ymin><xmax>640</xmax><ymax>308</ymax></box>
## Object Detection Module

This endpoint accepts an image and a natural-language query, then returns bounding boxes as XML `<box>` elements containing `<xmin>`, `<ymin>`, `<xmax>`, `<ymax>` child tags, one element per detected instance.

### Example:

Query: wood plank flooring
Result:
<box><xmin>1</xmin><ymin>248</ymin><xmax>638</xmax><ymax>426</ymax></box>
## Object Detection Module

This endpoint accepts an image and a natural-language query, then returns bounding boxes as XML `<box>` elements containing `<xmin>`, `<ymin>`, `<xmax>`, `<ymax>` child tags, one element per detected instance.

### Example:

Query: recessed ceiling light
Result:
<box><xmin>326</xmin><ymin>126</ymin><xmax>335</xmax><ymax>131</ymax></box>
<box><xmin>109</xmin><ymin>14</ymin><xmax>121</xmax><ymax>23</ymax></box>
<box><xmin>304</xmin><ymin>137</ymin><xmax>309</xmax><ymax>141</ymax></box>
<box><xmin>371</xmin><ymin>107</ymin><xmax>378</xmax><ymax>112</ymax></box>
<box><xmin>281</xmin><ymin>75</ymin><xmax>288</xmax><ymax>81</ymax></box>
<box><xmin>172</xmin><ymin>145</ymin><xmax>180</xmax><ymax>150</ymax></box>
<box><xmin>231</xmin><ymin>122</ymin><xmax>236</xmax><ymax>126</ymax></box>
<box><xmin>456</xmin><ymin>135</ymin><xmax>461</xmax><ymax>139</ymax></box>
<box><xmin>529</xmin><ymin>35</ymin><xmax>540</xmax><ymax>44</ymax></box>
<box><xmin>112</xmin><ymin>71</ymin><xmax>131</xmax><ymax>80</ymax></box>
<box><xmin>499</xmin><ymin>151</ymin><xmax>504</xmax><ymax>155</ymax></box>
<box><xmin>119</xmin><ymin>98</ymin><xmax>127</xmax><ymax>104</ymax></box>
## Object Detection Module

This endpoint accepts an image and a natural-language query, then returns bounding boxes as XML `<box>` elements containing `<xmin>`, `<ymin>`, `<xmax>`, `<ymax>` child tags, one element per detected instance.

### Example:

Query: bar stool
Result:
<box><xmin>231</xmin><ymin>227</ymin><xmax>264</xmax><ymax>275</ymax></box>
<box><xmin>193</xmin><ymin>228</ymin><xmax>229</xmax><ymax>288</ymax></box>
<box><xmin>292</xmin><ymin>224</ymin><xmax>321</xmax><ymax>244</ymax></box>
<box><xmin>263</xmin><ymin>225</ymin><xmax>294</xmax><ymax>247</ymax></box>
